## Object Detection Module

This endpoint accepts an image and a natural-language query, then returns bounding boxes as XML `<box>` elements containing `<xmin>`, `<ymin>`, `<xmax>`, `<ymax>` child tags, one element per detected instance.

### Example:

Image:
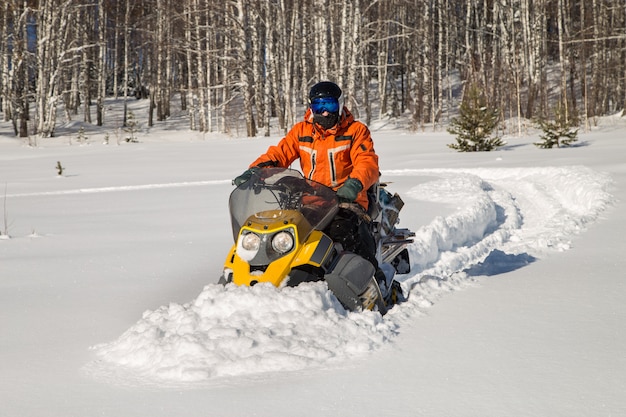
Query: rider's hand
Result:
<box><xmin>336</xmin><ymin>178</ymin><xmax>363</xmax><ymax>202</ymax></box>
<box><xmin>233</xmin><ymin>167</ymin><xmax>258</xmax><ymax>186</ymax></box>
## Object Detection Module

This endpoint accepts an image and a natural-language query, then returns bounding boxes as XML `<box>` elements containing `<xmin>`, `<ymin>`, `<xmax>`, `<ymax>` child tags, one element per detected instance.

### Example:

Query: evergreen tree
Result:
<box><xmin>124</xmin><ymin>111</ymin><xmax>139</xmax><ymax>143</ymax></box>
<box><xmin>447</xmin><ymin>84</ymin><xmax>503</xmax><ymax>152</ymax></box>
<box><xmin>534</xmin><ymin>104</ymin><xmax>579</xmax><ymax>148</ymax></box>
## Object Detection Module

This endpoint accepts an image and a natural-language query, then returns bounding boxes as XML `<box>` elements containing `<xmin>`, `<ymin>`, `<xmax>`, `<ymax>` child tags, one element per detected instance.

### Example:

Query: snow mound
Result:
<box><xmin>88</xmin><ymin>166</ymin><xmax>613</xmax><ymax>384</ymax></box>
<box><xmin>89</xmin><ymin>282</ymin><xmax>399</xmax><ymax>384</ymax></box>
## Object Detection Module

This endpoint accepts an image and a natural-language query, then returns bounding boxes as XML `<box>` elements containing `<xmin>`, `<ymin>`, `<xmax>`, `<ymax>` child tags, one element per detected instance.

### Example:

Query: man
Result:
<box><xmin>233</xmin><ymin>81</ymin><xmax>398</xmax><ymax>305</ymax></box>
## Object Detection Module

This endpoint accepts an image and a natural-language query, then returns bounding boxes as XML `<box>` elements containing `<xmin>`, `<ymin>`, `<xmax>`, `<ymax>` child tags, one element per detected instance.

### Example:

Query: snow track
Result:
<box><xmin>7</xmin><ymin>180</ymin><xmax>230</xmax><ymax>198</ymax></box>
<box><xmin>87</xmin><ymin>166</ymin><xmax>614</xmax><ymax>385</ymax></box>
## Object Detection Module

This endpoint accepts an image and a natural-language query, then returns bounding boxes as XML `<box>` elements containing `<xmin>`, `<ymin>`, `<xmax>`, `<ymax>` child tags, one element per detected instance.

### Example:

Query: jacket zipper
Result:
<box><xmin>308</xmin><ymin>150</ymin><xmax>317</xmax><ymax>180</ymax></box>
<box><xmin>328</xmin><ymin>151</ymin><xmax>337</xmax><ymax>185</ymax></box>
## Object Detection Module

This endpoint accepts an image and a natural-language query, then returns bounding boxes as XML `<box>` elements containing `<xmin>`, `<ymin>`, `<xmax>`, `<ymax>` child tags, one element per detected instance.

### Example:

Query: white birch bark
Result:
<box><xmin>1</xmin><ymin>1</ymin><xmax>14</xmax><ymax>122</ymax></box>
<box><xmin>96</xmin><ymin>0</ymin><xmax>106</xmax><ymax>126</ymax></box>
<box><xmin>557</xmin><ymin>0</ymin><xmax>569</xmax><ymax>119</ymax></box>
<box><xmin>123</xmin><ymin>0</ymin><xmax>130</xmax><ymax>126</ymax></box>
<box><xmin>376</xmin><ymin>2</ymin><xmax>388</xmax><ymax>119</ymax></box>
<box><xmin>345</xmin><ymin>1</ymin><xmax>360</xmax><ymax>117</ymax></box>
<box><xmin>314</xmin><ymin>0</ymin><xmax>329</xmax><ymax>80</ymax></box>
<box><xmin>436</xmin><ymin>0</ymin><xmax>445</xmax><ymax>127</ymax></box>
<box><xmin>234</xmin><ymin>0</ymin><xmax>256</xmax><ymax>136</ymax></box>
<box><xmin>155</xmin><ymin>0</ymin><xmax>165</xmax><ymax>122</ymax></box>
<box><xmin>184</xmin><ymin>0</ymin><xmax>196</xmax><ymax>131</ymax></box>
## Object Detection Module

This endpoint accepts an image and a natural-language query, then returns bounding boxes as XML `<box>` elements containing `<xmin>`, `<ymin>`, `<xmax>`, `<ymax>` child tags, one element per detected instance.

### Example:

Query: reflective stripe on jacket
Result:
<box><xmin>250</xmin><ymin>107</ymin><xmax>379</xmax><ymax>210</ymax></box>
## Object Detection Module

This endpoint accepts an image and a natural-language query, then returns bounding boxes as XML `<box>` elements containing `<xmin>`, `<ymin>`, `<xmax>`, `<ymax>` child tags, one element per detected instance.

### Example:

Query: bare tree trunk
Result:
<box><xmin>436</xmin><ymin>0</ymin><xmax>445</xmax><ymax>128</ymax></box>
<box><xmin>0</xmin><ymin>1</ymin><xmax>9</xmax><ymax>121</ymax></box>
<box><xmin>35</xmin><ymin>0</ymin><xmax>53</xmax><ymax>136</ymax></box>
<box><xmin>464</xmin><ymin>0</ymin><xmax>475</xmax><ymax>79</ymax></box>
<box><xmin>164</xmin><ymin>0</ymin><xmax>172</xmax><ymax>120</ymax></box>
<box><xmin>338</xmin><ymin>1</ymin><xmax>349</xmax><ymax>88</ymax></box>
<box><xmin>281</xmin><ymin>0</ymin><xmax>298</xmax><ymax>129</ymax></box>
<box><xmin>361</xmin><ymin>63</ymin><xmax>371</xmax><ymax>126</ymax></box>
<box><xmin>621</xmin><ymin>2</ymin><xmax>626</xmax><ymax>117</ymax></box>
<box><xmin>267</xmin><ymin>0</ymin><xmax>287</xmax><ymax>131</ymax></box>
<box><xmin>565</xmin><ymin>0</ymin><xmax>578</xmax><ymax>119</ymax></box>
<box><xmin>220</xmin><ymin>33</ymin><xmax>230</xmax><ymax>134</ymax></box>
<box><xmin>506</xmin><ymin>1</ymin><xmax>522</xmax><ymax>135</ymax></box>
<box><xmin>13</xmin><ymin>2</ymin><xmax>30</xmax><ymax>137</ymax></box>
<box><xmin>376</xmin><ymin>1</ymin><xmax>389</xmax><ymax>119</ymax></box>
<box><xmin>345</xmin><ymin>1</ymin><xmax>361</xmax><ymax>118</ymax></box>
<box><xmin>314</xmin><ymin>0</ymin><xmax>329</xmax><ymax>80</ymax></box>
<box><xmin>206</xmin><ymin>7</ymin><xmax>220</xmax><ymax>132</ymax></box>
<box><xmin>81</xmin><ymin>6</ymin><xmax>92</xmax><ymax>124</ymax></box>
<box><xmin>263</xmin><ymin>43</ymin><xmax>272</xmax><ymax>137</ymax></box>
<box><xmin>580</xmin><ymin>0</ymin><xmax>590</xmax><ymax>129</ymax></box>
<box><xmin>113</xmin><ymin>1</ymin><xmax>120</xmax><ymax>100</ymax></box>
<box><xmin>251</xmin><ymin>6</ymin><xmax>265</xmax><ymax>131</ymax></box>
<box><xmin>260</xmin><ymin>0</ymin><xmax>272</xmax><ymax>136</ymax></box>
<box><xmin>522</xmin><ymin>0</ymin><xmax>539</xmax><ymax>119</ymax></box>
<box><xmin>123</xmin><ymin>0</ymin><xmax>131</xmax><ymax>127</ymax></box>
<box><xmin>557</xmin><ymin>0</ymin><xmax>569</xmax><ymax>119</ymax></box>
<box><xmin>539</xmin><ymin>0</ymin><xmax>549</xmax><ymax>116</ymax></box>
<box><xmin>155</xmin><ymin>0</ymin><xmax>165</xmax><ymax>122</ymax></box>
<box><xmin>96</xmin><ymin>0</ymin><xmax>106</xmax><ymax>126</ymax></box>
<box><xmin>234</xmin><ymin>0</ymin><xmax>256</xmax><ymax>137</ymax></box>
<box><xmin>184</xmin><ymin>0</ymin><xmax>196</xmax><ymax>131</ymax></box>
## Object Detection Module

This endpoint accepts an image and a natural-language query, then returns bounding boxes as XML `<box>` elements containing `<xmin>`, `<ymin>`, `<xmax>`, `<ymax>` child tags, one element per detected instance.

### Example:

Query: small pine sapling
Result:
<box><xmin>124</xmin><ymin>111</ymin><xmax>139</xmax><ymax>143</ymax></box>
<box><xmin>76</xmin><ymin>126</ymin><xmax>88</xmax><ymax>144</ymax></box>
<box><xmin>447</xmin><ymin>84</ymin><xmax>504</xmax><ymax>152</ymax></box>
<box><xmin>534</xmin><ymin>104</ymin><xmax>579</xmax><ymax>148</ymax></box>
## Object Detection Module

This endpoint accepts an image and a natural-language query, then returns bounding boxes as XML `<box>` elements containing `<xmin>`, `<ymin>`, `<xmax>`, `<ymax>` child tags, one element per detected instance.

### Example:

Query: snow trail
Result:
<box><xmin>87</xmin><ymin>165</ymin><xmax>614</xmax><ymax>385</ymax></box>
<box><xmin>6</xmin><ymin>180</ymin><xmax>230</xmax><ymax>198</ymax></box>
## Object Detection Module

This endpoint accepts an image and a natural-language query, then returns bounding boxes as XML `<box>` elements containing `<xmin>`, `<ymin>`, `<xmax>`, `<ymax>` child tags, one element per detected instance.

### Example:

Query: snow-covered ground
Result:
<box><xmin>1</xmin><ymin>110</ymin><xmax>625</xmax><ymax>417</ymax></box>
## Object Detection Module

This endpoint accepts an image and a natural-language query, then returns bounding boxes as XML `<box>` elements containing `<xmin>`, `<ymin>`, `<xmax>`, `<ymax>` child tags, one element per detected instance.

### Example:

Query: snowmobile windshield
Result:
<box><xmin>228</xmin><ymin>168</ymin><xmax>339</xmax><ymax>242</ymax></box>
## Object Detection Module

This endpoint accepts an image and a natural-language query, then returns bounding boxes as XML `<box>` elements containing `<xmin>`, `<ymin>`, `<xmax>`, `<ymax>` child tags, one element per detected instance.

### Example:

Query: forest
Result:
<box><xmin>1</xmin><ymin>0</ymin><xmax>625</xmax><ymax>138</ymax></box>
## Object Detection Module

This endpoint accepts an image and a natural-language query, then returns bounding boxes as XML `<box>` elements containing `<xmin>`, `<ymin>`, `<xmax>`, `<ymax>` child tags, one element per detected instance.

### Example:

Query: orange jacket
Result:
<box><xmin>250</xmin><ymin>107</ymin><xmax>379</xmax><ymax>210</ymax></box>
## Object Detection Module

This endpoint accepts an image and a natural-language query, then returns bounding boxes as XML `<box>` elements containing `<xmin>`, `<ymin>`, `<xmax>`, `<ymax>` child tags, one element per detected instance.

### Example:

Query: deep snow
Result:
<box><xmin>1</xmin><ymin>110</ymin><xmax>625</xmax><ymax>417</ymax></box>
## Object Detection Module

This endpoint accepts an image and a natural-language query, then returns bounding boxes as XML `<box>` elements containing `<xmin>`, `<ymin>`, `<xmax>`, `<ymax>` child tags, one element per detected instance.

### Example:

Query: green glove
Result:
<box><xmin>233</xmin><ymin>167</ymin><xmax>258</xmax><ymax>186</ymax></box>
<box><xmin>336</xmin><ymin>178</ymin><xmax>363</xmax><ymax>202</ymax></box>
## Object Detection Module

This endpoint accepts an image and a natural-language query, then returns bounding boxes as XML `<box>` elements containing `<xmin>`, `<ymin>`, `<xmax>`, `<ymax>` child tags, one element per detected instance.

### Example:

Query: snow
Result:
<box><xmin>1</xmin><ymin>109</ymin><xmax>625</xmax><ymax>417</ymax></box>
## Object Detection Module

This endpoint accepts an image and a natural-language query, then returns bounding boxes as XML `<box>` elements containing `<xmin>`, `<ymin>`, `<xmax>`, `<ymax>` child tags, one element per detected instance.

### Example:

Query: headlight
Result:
<box><xmin>241</xmin><ymin>232</ymin><xmax>260</xmax><ymax>251</ymax></box>
<box><xmin>272</xmin><ymin>231</ymin><xmax>294</xmax><ymax>253</ymax></box>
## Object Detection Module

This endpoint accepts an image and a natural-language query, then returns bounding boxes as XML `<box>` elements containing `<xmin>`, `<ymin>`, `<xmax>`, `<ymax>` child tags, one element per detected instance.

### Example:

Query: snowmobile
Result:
<box><xmin>218</xmin><ymin>167</ymin><xmax>413</xmax><ymax>314</ymax></box>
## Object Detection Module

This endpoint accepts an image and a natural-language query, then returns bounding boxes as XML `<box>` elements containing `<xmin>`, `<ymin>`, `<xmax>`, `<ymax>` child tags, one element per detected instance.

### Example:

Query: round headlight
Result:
<box><xmin>241</xmin><ymin>232</ymin><xmax>260</xmax><ymax>251</ymax></box>
<box><xmin>272</xmin><ymin>231</ymin><xmax>294</xmax><ymax>253</ymax></box>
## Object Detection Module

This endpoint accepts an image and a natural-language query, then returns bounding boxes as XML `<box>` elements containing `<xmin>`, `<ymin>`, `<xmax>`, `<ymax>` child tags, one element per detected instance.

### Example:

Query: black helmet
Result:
<box><xmin>308</xmin><ymin>81</ymin><xmax>345</xmax><ymax>117</ymax></box>
<box><xmin>309</xmin><ymin>81</ymin><xmax>342</xmax><ymax>101</ymax></box>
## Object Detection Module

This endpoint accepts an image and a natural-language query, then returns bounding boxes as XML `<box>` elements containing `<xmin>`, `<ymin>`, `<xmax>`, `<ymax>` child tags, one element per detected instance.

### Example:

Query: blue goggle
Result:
<box><xmin>310</xmin><ymin>97</ymin><xmax>340</xmax><ymax>114</ymax></box>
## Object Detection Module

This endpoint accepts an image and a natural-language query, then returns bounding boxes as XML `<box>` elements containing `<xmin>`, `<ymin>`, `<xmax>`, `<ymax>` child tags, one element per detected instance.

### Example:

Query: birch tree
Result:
<box><xmin>232</xmin><ymin>0</ymin><xmax>256</xmax><ymax>137</ymax></box>
<box><xmin>8</xmin><ymin>1</ymin><xmax>31</xmax><ymax>137</ymax></box>
<box><xmin>96</xmin><ymin>0</ymin><xmax>107</xmax><ymax>126</ymax></box>
<box><xmin>0</xmin><ymin>1</ymin><xmax>10</xmax><ymax>121</ymax></box>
